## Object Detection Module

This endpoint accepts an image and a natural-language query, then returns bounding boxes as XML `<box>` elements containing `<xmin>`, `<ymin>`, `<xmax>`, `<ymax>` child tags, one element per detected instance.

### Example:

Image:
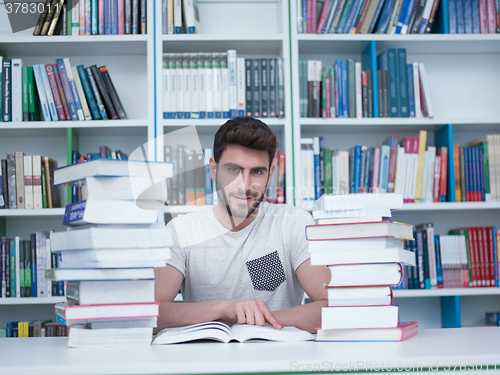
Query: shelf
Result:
<box><xmin>297</xmin><ymin>34</ymin><xmax>500</xmax><ymax>55</ymax></box>
<box><xmin>0</xmin><ymin>297</ymin><xmax>66</xmax><ymax>305</ymax></box>
<box><xmin>0</xmin><ymin>208</ymin><xmax>65</xmax><ymax>217</ymax></box>
<box><xmin>399</xmin><ymin>202</ymin><xmax>500</xmax><ymax>212</ymax></box>
<box><xmin>394</xmin><ymin>288</ymin><xmax>500</xmax><ymax>297</ymax></box>
<box><xmin>162</xmin><ymin>35</ymin><xmax>285</xmax><ymax>56</ymax></box>
<box><xmin>0</xmin><ymin>120</ymin><xmax>149</xmax><ymax>137</ymax></box>
<box><xmin>0</xmin><ymin>35</ymin><xmax>148</xmax><ymax>56</ymax></box>
<box><xmin>163</xmin><ymin>119</ymin><xmax>286</xmax><ymax>136</ymax></box>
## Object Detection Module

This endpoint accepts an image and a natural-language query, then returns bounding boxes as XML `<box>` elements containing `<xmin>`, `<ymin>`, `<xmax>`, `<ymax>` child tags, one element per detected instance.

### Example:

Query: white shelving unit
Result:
<box><xmin>289</xmin><ymin>3</ymin><xmax>500</xmax><ymax>328</ymax></box>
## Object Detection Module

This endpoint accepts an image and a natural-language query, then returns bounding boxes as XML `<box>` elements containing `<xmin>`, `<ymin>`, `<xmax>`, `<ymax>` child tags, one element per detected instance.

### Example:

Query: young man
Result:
<box><xmin>155</xmin><ymin>117</ymin><xmax>330</xmax><ymax>333</ymax></box>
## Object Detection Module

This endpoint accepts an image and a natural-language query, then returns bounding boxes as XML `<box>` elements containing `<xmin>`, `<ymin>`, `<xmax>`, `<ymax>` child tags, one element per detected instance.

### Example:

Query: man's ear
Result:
<box><xmin>209</xmin><ymin>157</ymin><xmax>217</xmax><ymax>181</ymax></box>
<box><xmin>268</xmin><ymin>162</ymin><xmax>275</xmax><ymax>182</ymax></box>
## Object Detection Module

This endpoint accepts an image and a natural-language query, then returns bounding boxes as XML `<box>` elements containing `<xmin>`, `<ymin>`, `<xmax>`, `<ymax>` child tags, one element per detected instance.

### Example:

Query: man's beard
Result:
<box><xmin>215</xmin><ymin>171</ymin><xmax>269</xmax><ymax>228</ymax></box>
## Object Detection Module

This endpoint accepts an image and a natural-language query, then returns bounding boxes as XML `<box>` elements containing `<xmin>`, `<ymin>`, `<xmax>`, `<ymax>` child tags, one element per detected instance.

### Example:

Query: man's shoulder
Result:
<box><xmin>167</xmin><ymin>206</ymin><xmax>212</xmax><ymax>227</ymax></box>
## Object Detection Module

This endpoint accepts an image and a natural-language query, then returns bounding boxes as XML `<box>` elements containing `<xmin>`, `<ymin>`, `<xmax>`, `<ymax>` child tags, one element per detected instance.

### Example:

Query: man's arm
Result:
<box><xmin>154</xmin><ymin>265</ymin><xmax>283</xmax><ymax>334</ymax></box>
<box><xmin>272</xmin><ymin>259</ymin><xmax>330</xmax><ymax>333</ymax></box>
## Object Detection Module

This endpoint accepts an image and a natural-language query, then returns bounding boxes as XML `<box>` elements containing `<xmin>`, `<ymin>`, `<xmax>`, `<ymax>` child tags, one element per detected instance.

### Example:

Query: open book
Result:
<box><xmin>151</xmin><ymin>321</ymin><xmax>314</xmax><ymax>344</ymax></box>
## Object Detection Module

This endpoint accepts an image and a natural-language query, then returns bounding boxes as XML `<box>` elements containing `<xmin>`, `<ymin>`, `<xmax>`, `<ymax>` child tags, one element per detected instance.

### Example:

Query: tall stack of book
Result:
<box><xmin>307</xmin><ymin>193</ymin><xmax>419</xmax><ymax>342</ymax></box>
<box><xmin>46</xmin><ymin>158</ymin><xmax>174</xmax><ymax>347</ymax></box>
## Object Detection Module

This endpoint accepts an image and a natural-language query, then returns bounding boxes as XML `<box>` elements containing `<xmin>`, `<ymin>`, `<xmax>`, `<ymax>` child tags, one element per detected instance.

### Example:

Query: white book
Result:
<box><xmin>310</xmin><ymin>247</ymin><xmax>415</xmax><ymax>267</ymax></box>
<box><xmin>313</xmin><ymin>192</ymin><xmax>403</xmax><ymax>212</ymax></box>
<box><xmin>182</xmin><ymin>53</ymin><xmax>191</xmax><ymax>119</ymax></box>
<box><xmin>312</xmin><ymin>207</ymin><xmax>392</xmax><ymax>219</ymax></box>
<box><xmin>205</xmin><ymin>53</ymin><xmax>214</xmax><ymax>118</ymax></box>
<box><xmin>175</xmin><ymin>53</ymin><xmax>184</xmax><ymax>118</ymax></box>
<box><xmin>236</xmin><ymin>57</ymin><xmax>245</xmax><ymax>117</ymax></box>
<box><xmin>197</xmin><ymin>53</ymin><xmax>206</xmax><ymax>118</ymax></box>
<box><xmin>23</xmin><ymin>155</ymin><xmax>34</xmax><ymax>209</ymax></box>
<box><xmin>55</xmin><ymin>301</ymin><xmax>159</xmax><ymax>321</ymax></box>
<box><xmin>426</xmin><ymin>224</ymin><xmax>437</xmax><ymax>289</ymax></box>
<box><xmin>331</xmin><ymin>150</ymin><xmax>338</xmax><ymax>194</ymax></box>
<box><xmin>338</xmin><ymin>150</ymin><xmax>349</xmax><ymax>195</ymax></box>
<box><xmin>425</xmin><ymin>146</ymin><xmax>436</xmax><ymax>203</ymax></box>
<box><xmin>168</xmin><ymin>53</ymin><xmax>177</xmax><ymax>119</ymax></box>
<box><xmin>72</xmin><ymin>67</ymin><xmax>92</xmax><ymax>120</ymax></box>
<box><xmin>50</xmin><ymin>226</ymin><xmax>173</xmax><ymax>251</ymax></box>
<box><xmin>71</xmin><ymin>1</ymin><xmax>79</xmax><ymax>35</ymax></box>
<box><xmin>81</xmin><ymin>176</ymin><xmax>167</xmax><ymax>201</ymax></box>
<box><xmin>32</xmin><ymin>65</ymin><xmax>51</xmax><ymax>121</ymax></box>
<box><xmin>15</xmin><ymin>237</ymin><xmax>21</xmax><ymax>298</ymax></box>
<box><xmin>325</xmin><ymin>263</ymin><xmax>403</xmax><ymax>287</ymax></box>
<box><xmin>458</xmin><ymin>234</ymin><xmax>469</xmax><ymax>287</ymax></box>
<box><xmin>409</xmin><ymin>139</ymin><xmax>419</xmax><ymax>203</ymax></box>
<box><xmin>355</xmin><ymin>62</ymin><xmax>362</xmax><ymax>118</ymax></box>
<box><xmin>162</xmin><ymin>55</ymin><xmax>171</xmax><ymax>119</ymax></box>
<box><xmin>413</xmin><ymin>61</ymin><xmax>422</xmax><ymax>118</ymax></box>
<box><xmin>221</xmin><ymin>53</ymin><xmax>229</xmax><ymax>118</ymax></box>
<box><xmin>190</xmin><ymin>53</ymin><xmax>199</xmax><ymax>119</ymax></box>
<box><xmin>45</xmin><ymin>267</ymin><xmax>156</xmax><ymax>281</ymax></box>
<box><xmin>212</xmin><ymin>53</ymin><xmax>222</xmax><ymax>118</ymax></box>
<box><xmin>321</xmin><ymin>306</ymin><xmax>399</xmax><ymax>329</ymax></box>
<box><xmin>11</xmin><ymin>59</ymin><xmax>22</xmax><ymax>122</ymax></box>
<box><xmin>418</xmin><ymin>62</ymin><xmax>433</xmax><ymax>117</ymax></box>
<box><xmin>173</xmin><ymin>0</ymin><xmax>182</xmax><ymax>33</ymax></box>
<box><xmin>227</xmin><ymin>50</ymin><xmax>238</xmax><ymax>118</ymax></box>
<box><xmin>420</xmin><ymin>149</ymin><xmax>430</xmax><ymax>203</ymax></box>
<box><xmin>40</xmin><ymin>64</ymin><xmax>59</xmax><ymax>121</ymax></box>
<box><xmin>300</xmin><ymin>138</ymin><xmax>313</xmax><ymax>206</ymax></box>
<box><xmin>64</xmin><ymin>58</ymin><xmax>85</xmax><ymax>121</ymax></box>
<box><xmin>152</xmin><ymin>322</ymin><xmax>313</xmax><ymax>344</ymax></box>
<box><xmin>46</xmin><ymin>238</ymin><xmax>52</xmax><ymax>297</ymax></box>
<box><xmin>394</xmin><ymin>146</ymin><xmax>406</xmax><ymax>196</ymax></box>
<box><xmin>59</xmin><ymin>259</ymin><xmax>169</xmax><ymax>269</ymax></box>
<box><xmin>308</xmin><ymin>236</ymin><xmax>405</xmax><ymax>253</ymax></box>
<box><xmin>68</xmin><ymin>327</ymin><xmax>153</xmax><ymax>348</ymax></box>
<box><xmin>59</xmin><ymin>247</ymin><xmax>171</xmax><ymax>261</ymax></box>
<box><xmin>35</xmin><ymin>231</ymin><xmax>48</xmax><ymax>297</ymax></box>
<box><xmin>182</xmin><ymin>0</ymin><xmax>197</xmax><ymax>33</ymax></box>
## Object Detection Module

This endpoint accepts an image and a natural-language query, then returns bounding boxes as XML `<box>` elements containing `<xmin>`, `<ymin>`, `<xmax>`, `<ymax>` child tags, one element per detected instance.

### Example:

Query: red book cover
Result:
<box><xmin>277</xmin><ymin>152</ymin><xmax>286</xmax><ymax>204</ymax></box>
<box><xmin>487</xmin><ymin>226</ymin><xmax>496</xmax><ymax>287</ymax></box>
<box><xmin>479</xmin><ymin>0</ymin><xmax>489</xmax><ymax>33</ymax></box>
<box><xmin>466</xmin><ymin>227</ymin><xmax>478</xmax><ymax>287</ymax></box>
<box><xmin>307</xmin><ymin>0</ymin><xmax>313</xmax><ymax>33</ymax></box>
<box><xmin>99</xmin><ymin>145</ymin><xmax>111</xmax><ymax>159</ymax></box>
<box><xmin>316</xmin><ymin>0</ymin><xmax>331</xmax><ymax>32</ymax></box>
<box><xmin>52</xmin><ymin>64</ymin><xmax>71</xmax><ymax>121</ymax></box>
<box><xmin>45</xmin><ymin>64</ymin><xmax>66</xmax><ymax>121</ymax></box>
<box><xmin>118</xmin><ymin>0</ymin><xmax>125</xmax><ymax>34</ymax></box>
<box><xmin>471</xmin><ymin>227</ymin><xmax>485</xmax><ymax>287</ymax></box>
<box><xmin>486</xmin><ymin>0</ymin><xmax>496</xmax><ymax>33</ymax></box>
<box><xmin>325</xmin><ymin>73</ymin><xmax>331</xmax><ymax>118</ymax></box>
<box><xmin>384</xmin><ymin>134</ymin><xmax>398</xmax><ymax>193</ymax></box>
<box><xmin>437</xmin><ymin>146</ymin><xmax>447</xmax><ymax>202</ymax></box>
<box><xmin>98</xmin><ymin>0</ymin><xmax>105</xmax><ymax>35</ymax></box>
<box><xmin>79</xmin><ymin>0</ymin><xmax>86</xmax><ymax>35</ymax></box>
<box><xmin>433</xmin><ymin>154</ymin><xmax>441</xmax><ymax>203</ymax></box>
<box><xmin>477</xmin><ymin>226</ymin><xmax>489</xmax><ymax>286</ymax></box>
<box><xmin>483</xmin><ymin>226</ymin><xmax>494</xmax><ymax>287</ymax></box>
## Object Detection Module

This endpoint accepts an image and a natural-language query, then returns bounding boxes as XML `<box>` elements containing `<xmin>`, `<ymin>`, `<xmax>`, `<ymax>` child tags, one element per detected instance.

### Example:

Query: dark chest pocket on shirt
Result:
<box><xmin>245</xmin><ymin>251</ymin><xmax>286</xmax><ymax>292</ymax></box>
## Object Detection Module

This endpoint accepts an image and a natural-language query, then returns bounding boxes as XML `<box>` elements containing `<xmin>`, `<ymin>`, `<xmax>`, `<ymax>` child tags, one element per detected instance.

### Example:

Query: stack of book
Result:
<box><xmin>46</xmin><ymin>158</ymin><xmax>174</xmax><ymax>347</ymax></box>
<box><xmin>307</xmin><ymin>193</ymin><xmax>419</xmax><ymax>342</ymax></box>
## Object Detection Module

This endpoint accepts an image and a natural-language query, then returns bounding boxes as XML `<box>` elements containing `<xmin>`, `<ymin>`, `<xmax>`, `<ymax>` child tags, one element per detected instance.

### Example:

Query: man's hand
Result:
<box><xmin>222</xmin><ymin>299</ymin><xmax>284</xmax><ymax>329</ymax></box>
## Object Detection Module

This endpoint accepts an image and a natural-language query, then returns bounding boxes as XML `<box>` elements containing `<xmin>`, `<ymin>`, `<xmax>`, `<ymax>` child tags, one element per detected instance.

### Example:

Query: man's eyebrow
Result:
<box><xmin>222</xmin><ymin>163</ymin><xmax>268</xmax><ymax>172</ymax></box>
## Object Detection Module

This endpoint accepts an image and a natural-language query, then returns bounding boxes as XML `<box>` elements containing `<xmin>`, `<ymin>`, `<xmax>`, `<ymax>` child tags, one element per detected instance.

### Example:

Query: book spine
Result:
<box><xmin>77</xmin><ymin>66</ymin><xmax>101</xmax><ymax>120</ymax></box>
<box><xmin>45</xmin><ymin>64</ymin><xmax>66</xmax><ymax>121</ymax></box>
<box><xmin>260</xmin><ymin>58</ymin><xmax>269</xmax><ymax>118</ymax></box>
<box><xmin>245</xmin><ymin>59</ymin><xmax>252</xmax><ymax>116</ymax></box>
<box><xmin>132</xmin><ymin>0</ymin><xmax>139</xmax><ymax>33</ymax></box>
<box><xmin>55</xmin><ymin>59</ymin><xmax>77</xmax><ymax>120</ymax></box>
<box><xmin>63</xmin><ymin>59</ymin><xmax>84</xmax><ymax>120</ymax></box>
<box><xmin>277</xmin><ymin>57</ymin><xmax>285</xmax><ymax>118</ymax></box>
<box><xmin>228</xmin><ymin>50</ymin><xmax>238</xmax><ymax>118</ymax></box>
<box><xmin>23</xmin><ymin>155</ymin><xmax>34</xmax><ymax>209</ymax></box>
<box><xmin>190</xmin><ymin>53</ymin><xmax>200</xmax><ymax>119</ymax></box>
<box><xmin>90</xmin><ymin>65</ymin><xmax>117</xmax><ymax>119</ymax></box>
<box><xmin>252</xmin><ymin>58</ymin><xmax>261</xmax><ymax>118</ymax></box>
<box><xmin>237</xmin><ymin>57</ymin><xmax>246</xmax><ymax>117</ymax></box>
<box><xmin>118</xmin><ymin>0</ymin><xmax>125</xmax><ymax>34</ymax></box>
<box><xmin>22</xmin><ymin>67</ymin><xmax>29</xmax><ymax>121</ymax></box>
<box><xmin>2</xmin><ymin>59</ymin><xmax>12</xmax><ymax>122</ymax></box>
<box><xmin>220</xmin><ymin>53</ymin><xmax>229</xmax><ymax>118</ymax></box>
<box><xmin>99</xmin><ymin>66</ymin><xmax>127</xmax><ymax>119</ymax></box>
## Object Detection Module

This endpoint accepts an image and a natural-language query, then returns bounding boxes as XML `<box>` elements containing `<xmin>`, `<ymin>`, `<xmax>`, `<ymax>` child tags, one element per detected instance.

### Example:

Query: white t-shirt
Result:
<box><xmin>165</xmin><ymin>202</ymin><xmax>314</xmax><ymax>311</ymax></box>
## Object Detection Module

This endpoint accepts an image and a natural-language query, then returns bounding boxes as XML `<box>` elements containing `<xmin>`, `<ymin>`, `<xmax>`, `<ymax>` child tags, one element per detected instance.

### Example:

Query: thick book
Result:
<box><xmin>152</xmin><ymin>322</ymin><xmax>314</xmax><ymax>344</ymax></box>
<box><xmin>68</xmin><ymin>326</ymin><xmax>153</xmax><ymax>347</ymax></box>
<box><xmin>55</xmin><ymin>301</ymin><xmax>159</xmax><ymax>321</ymax></box>
<box><xmin>50</xmin><ymin>226</ymin><xmax>172</xmax><ymax>251</ymax></box>
<box><xmin>66</xmin><ymin>279</ymin><xmax>155</xmax><ymax>305</ymax></box>
<box><xmin>53</xmin><ymin>158</ymin><xmax>174</xmax><ymax>185</ymax></box>
<box><xmin>321</xmin><ymin>305</ymin><xmax>399</xmax><ymax>329</ymax></box>
<box><xmin>99</xmin><ymin>66</ymin><xmax>127</xmax><ymax>119</ymax></box>
<box><xmin>55</xmin><ymin>58</ymin><xmax>78</xmax><ymax>120</ymax></box>
<box><xmin>52</xmin><ymin>63</ymin><xmax>71</xmax><ymax>120</ymax></box>
<box><xmin>313</xmin><ymin>192</ymin><xmax>403</xmax><ymax>212</ymax></box>
<box><xmin>77</xmin><ymin>65</ymin><xmax>102</xmax><ymax>120</ymax></box>
<box><xmin>306</xmin><ymin>221</ymin><xmax>413</xmax><ymax>241</ymax></box>
<box><xmin>316</xmin><ymin>321</ymin><xmax>418</xmax><ymax>342</ymax></box>
<box><xmin>326</xmin><ymin>286</ymin><xmax>393</xmax><ymax>307</ymax></box>
<box><xmin>59</xmin><ymin>247</ymin><xmax>171</xmax><ymax>263</ymax></box>
<box><xmin>325</xmin><ymin>262</ymin><xmax>404</xmax><ymax>287</ymax></box>
<box><xmin>85</xmin><ymin>66</ymin><xmax>108</xmax><ymax>119</ymax></box>
<box><xmin>89</xmin><ymin>65</ymin><xmax>118</xmax><ymax>119</ymax></box>
<box><xmin>310</xmin><ymin>247</ymin><xmax>416</xmax><ymax>266</ymax></box>
<box><xmin>45</xmin><ymin>267</ymin><xmax>155</xmax><ymax>281</ymax></box>
<box><xmin>63</xmin><ymin>199</ymin><xmax>162</xmax><ymax>226</ymax></box>
<box><xmin>81</xmin><ymin>176</ymin><xmax>168</xmax><ymax>202</ymax></box>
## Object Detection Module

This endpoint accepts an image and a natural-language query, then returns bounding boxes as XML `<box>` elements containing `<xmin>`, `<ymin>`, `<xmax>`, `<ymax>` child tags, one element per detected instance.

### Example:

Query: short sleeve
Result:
<box><xmin>164</xmin><ymin>218</ymin><xmax>187</xmax><ymax>276</ymax></box>
<box><xmin>283</xmin><ymin>207</ymin><xmax>315</xmax><ymax>271</ymax></box>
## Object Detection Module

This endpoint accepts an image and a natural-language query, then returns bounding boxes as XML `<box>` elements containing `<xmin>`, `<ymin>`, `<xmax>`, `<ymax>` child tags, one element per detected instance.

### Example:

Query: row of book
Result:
<box><xmin>162</xmin><ymin>52</ymin><xmax>286</xmax><ymax>120</ymax></box>
<box><xmin>486</xmin><ymin>312</ymin><xmax>500</xmax><ymax>326</ymax></box>
<box><xmin>162</xmin><ymin>0</ymin><xmax>201</xmax><ymax>34</ymax></box>
<box><xmin>0</xmin><ymin>232</ymin><xmax>64</xmax><ymax>298</ymax></box>
<box><xmin>298</xmin><ymin>0</ymin><xmax>442</xmax><ymax>34</ymax></box>
<box><xmin>2</xmin><ymin>321</ymin><xmax>67</xmax><ymax>338</ymax></box>
<box><xmin>0</xmin><ymin>153</ymin><xmax>60</xmax><ymax>210</ymax></box>
<box><xmin>163</xmin><ymin>146</ymin><xmax>287</xmax><ymax>206</ymax></box>
<box><xmin>0</xmin><ymin>57</ymin><xmax>126</xmax><ymax>122</ymax></box>
<box><xmin>300</xmin><ymin>49</ymin><xmax>433</xmax><ymax>119</ymax></box>
<box><xmin>299</xmin><ymin>131</ymin><xmax>500</xmax><ymax>205</ymax></box>
<box><xmin>394</xmin><ymin>225</ymin><xmax>500</xmax><ymax>290</ymax></box>
<box><xmin>34</xmin><ymin>0</ymin><xmax>147</xmax><ymax>36</ymax></box>
<box><xmin>448</xmin><ymin>0</ymin><xmax>500</xmax><ymax>34</ymax></box>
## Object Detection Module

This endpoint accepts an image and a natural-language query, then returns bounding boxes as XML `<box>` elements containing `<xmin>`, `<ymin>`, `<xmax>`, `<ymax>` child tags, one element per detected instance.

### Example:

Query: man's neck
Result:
<box><xmin>212</xmin><ymin>204</ymin><xmax>260</xmax><ymax>232</ymax></box>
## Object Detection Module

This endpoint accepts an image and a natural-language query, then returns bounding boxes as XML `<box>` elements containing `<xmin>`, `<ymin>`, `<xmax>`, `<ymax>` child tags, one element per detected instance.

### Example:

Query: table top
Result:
<box><xmin>1</xmin><ymin>327</ymin><xmax>500</xmax><ymax>375</ymax></box>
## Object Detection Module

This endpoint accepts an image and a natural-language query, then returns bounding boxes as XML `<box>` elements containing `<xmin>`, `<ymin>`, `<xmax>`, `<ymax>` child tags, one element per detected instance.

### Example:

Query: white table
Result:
<box><xmin>1</xmin><ymin>327</ymin><xmax>500</xmax><ymax>374</ymax></box>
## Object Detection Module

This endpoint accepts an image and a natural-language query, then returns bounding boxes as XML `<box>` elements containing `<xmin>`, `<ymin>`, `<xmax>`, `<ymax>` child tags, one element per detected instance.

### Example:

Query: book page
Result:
<box><xmin>230</xmin><ymin>324</ymin><xmax>314</xmax><ymax>343</ymax></box>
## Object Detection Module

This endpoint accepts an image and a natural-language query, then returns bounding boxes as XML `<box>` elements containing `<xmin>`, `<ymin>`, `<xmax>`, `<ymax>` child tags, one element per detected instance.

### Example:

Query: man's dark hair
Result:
<box><xmin>213</xmin><ymin>117</ymin><xmax>278</xmax><ymax>166</ymax></box>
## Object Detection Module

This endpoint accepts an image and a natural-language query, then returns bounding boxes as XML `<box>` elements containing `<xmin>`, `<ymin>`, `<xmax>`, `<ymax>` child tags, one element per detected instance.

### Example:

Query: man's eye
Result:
<box><xmin>228</xmin><ymin>167</ymin><xmax>239</xmax><ymax>173</ymax></box>
<box><xmin>252</xmin><ymin>170</ymin><xmax>263</xmax><ymax>175</ymax></box>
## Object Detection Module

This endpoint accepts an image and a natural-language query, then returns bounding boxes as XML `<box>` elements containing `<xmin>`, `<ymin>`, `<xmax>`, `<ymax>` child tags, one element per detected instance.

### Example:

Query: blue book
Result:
<box><xmin>77</xmin><ymin>65</ymin><xmax>102</xmax><ymax>120</ymax></box>
<box><xmin>57</xmin><ymin>253</ymin><xmax>64</xmax><ymax>296</ymax></box>
<box><xmin>379</xmin><ymin>144</ymin><xmax>390</xmax><ymax>193</ymax></box>
<box><xmin>91</xmin><ymin>0</ymin><xmax>98</xmax><ymax>34</ymax></box>
<box><xmin>63</xmin><ymin>59</ymin><xmax>84</xmax><ymax>121</ymax></box>
<box><xmin>473</xmin><ymin>147</ymin><xmax>480</xmax><ymax>201</ymax></box>
<box><xmin>361</xmin><ymin>41</ymin><xmax>379</xmax><ymax>117</ymax></box>
<box><xmin>435</xmin><ymin>124</ymin><xmax>456</xmax><ymax>202</ymax></box>
<box><xmin>105</xmin><ymin>0</ymin><xmax>111</xmax><ymax>34</ymax></box>
<box><xmin>400</xmin><ymin>0</ymin><xmax>416</xmax><ymax>33</ymax></box>
<box><xmin>407</xmin><ymin>63</ymin><xmax>415</xmax><ymax>117</ymax></box>
<box><xmin>313</xmin><ymin>138</ymin><xmax>321</xmax><ymax>199</ymax></box>
<box><xmin>411</xmin><ymin>234</ymin><xmax>419</xmax><ymax>289</ymax></box>
<box><xmin>302</xmin><ymin>0</ymin><xmax>307</xmax><ymax>33</ymax></box>
<box><xmin>359</xmin><ymin>146</ymin><xmax>366</xmax><ymax>193</ymax></box>
<box><xmin>353</xmin><ymin>145</ymin><xmax>361</xmax><ymax>193</ymax></box>
<box><xmin>434</xmin><ymin>235</ymin><xmax>443</xmax><ymax>288</ymax></box>
<box><xmin>377</xmin><ymin>49</ymin><xmax>398</xmax><ymax>117</ymax></box>
<box><xmin>349</xmin><ymin>146</ymin><xmax>355</xmax><ymax>193</ymax></box>
<box><xmin>56</xmin><ymin>59</ymin><xmax>78</xmax><ymax>121</ymax></box>
<box><xmin>368</xmin><ymin>0</ymin><xmax>387</xmax><ymax>33</ymax></box>
<box><xmin>395</xmin><ymin>0</ymin><xmax>413</xmax><ymax>34</ymax></box>
<box><xmin>343</xmin><ymin>0</ymin><xmax>362</xmax><ymax>33</ymax></box>
<box><xmin>6</xmin><ymin>322</ymin><xmax>18</xmax><ymax>338</ymax></box>
<box><xmin>375</xmin><ymin>0</ymin><xmax>396</xmax><ymax>33</ymax></box>
<box><xmin>397</xmin><ymin>48</ymin><xmax>409</xmax><ymax>117</ymax></box>
<box><xmin>472</xmin><ymin>0</ymin><xmax>480</xmax><ymax>33</ymax></box>
<box><xmin>464</xmin><ymin>0</ymin><xmax>473</xmax><ymax>33</ymax></box>
<box><xmin>456</xmin><ymin>0</ymin><xmax>464</xmax><ymax>33</ymax></box>
<box><xmin>404</xmin><ymin>240</ymin><xmax>413</xmax><ymax>289</ymax></box>
<box><xmin>336</xmin><ymin>59</ymin><xmax>343</xmax><ymax>117</ymax></box>
<box><xmin>415</xmin><ymin>230</ymin><xmax>425</xmax><ymax>289</ymax></box>
<box><xmin>71</xmin><ymin>151</ymin><xmax>80</xmax><ymax>203</ymax></box>
<box><xmin>341</xmin><ymin>60</ymin><xmax>348</xmax><ymax>117</ymax></box>
<box><xmin>448</xmin><ymin>0</ymin><xmax>457</xmax><ymax>33</ymax></box>
<box><xmin>337</xmin><ymin>0</ymin><xmax>356</xmax><ymax>33</ymax></box>
<box><xmin>111</xmin><ymin>0</ymin><xmax>119</xmax><ymax>34</ymax></box>
<box><xmin>478</xmin><ymin>147</ymin><xmax>485</xmax><ymax>201</ymax></box>
<box><xmin>30</xmin><ymin>234</ymin><xmax>37</xmax><ymax>297</ymax></box>
<box><xmin>464</xmin><ymin>148</ymin><xmax>470</xmax><ymax>201</ymax></box>
<box><xmin>493</xmin><ymin>226</ymin><xmax>498</xmax><ymax>287</ymax></box>
<box><xmin>204</xmin><ymin>158</ymin><xmax>213</xmax><ymax>206</ymax></box>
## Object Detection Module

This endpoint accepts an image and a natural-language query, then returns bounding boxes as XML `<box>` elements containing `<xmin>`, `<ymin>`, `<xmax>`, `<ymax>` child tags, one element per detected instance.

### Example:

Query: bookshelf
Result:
<box><xmin>289</xmin><ymin>3</ymin><xmax>500</xmax><ymax>329</ymax></box>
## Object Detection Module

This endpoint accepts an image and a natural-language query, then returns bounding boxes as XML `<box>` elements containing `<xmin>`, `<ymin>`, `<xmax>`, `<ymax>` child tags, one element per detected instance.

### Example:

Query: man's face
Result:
<box><xmin>210</xmin><ymin>144</ymin><xmax>275</xmax><ymax>221</ymax></box>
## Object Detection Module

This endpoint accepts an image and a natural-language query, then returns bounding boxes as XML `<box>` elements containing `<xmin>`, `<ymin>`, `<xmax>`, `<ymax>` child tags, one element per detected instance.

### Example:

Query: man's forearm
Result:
<box><xmin>273</xmin><ymin>300</ymin><xmax>328</xmax><ymax>333</ymax></box>
<box><xmin>155</xmin><ymin>300</ymin><xmax>226</xmax><ymax>334</ymax></box>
